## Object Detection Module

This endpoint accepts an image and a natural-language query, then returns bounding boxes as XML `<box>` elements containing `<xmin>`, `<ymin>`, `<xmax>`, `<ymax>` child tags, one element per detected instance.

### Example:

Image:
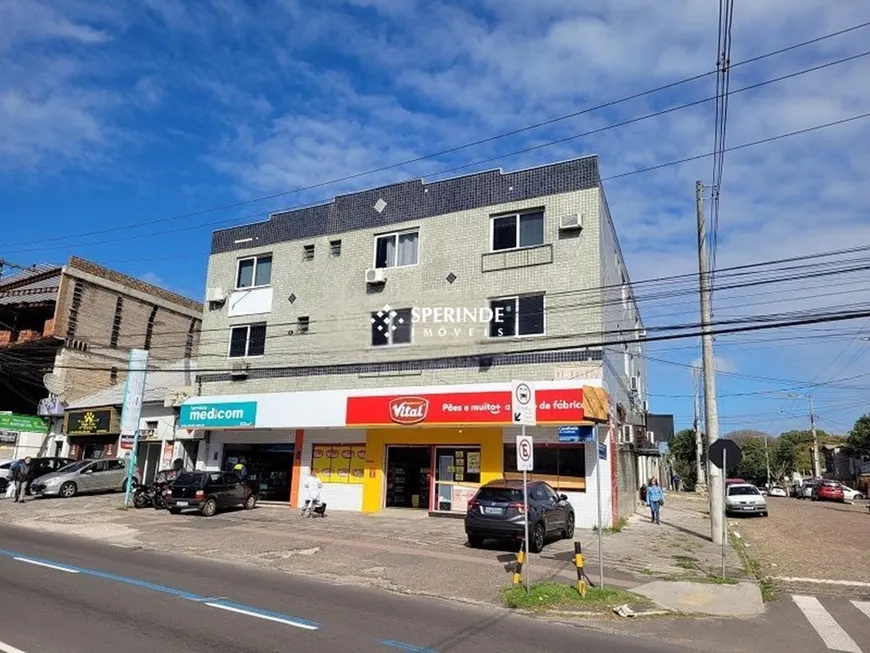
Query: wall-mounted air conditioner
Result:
<box><xmin>618</xmin><ymin>424</ymin><xmax>634</xmax><ymax>445</ymax></box>
<box><xmin>629</xmin><ymin>375</ymin><xmax>639</xmax><ymax>392</ymax></box>
<box><xmin>365</xmin><ymin>268</ymin><xmax>387</xmax><ymax>284</ymax></box>
<box><xmin>230</xmin><ymin>361</ymin><xmax>249</xmax><ymax>378</ymax></box>
<box><xmin>647</xmin><ymin>430</ymin><xmax>655</xmax><ymax>444</ymax></box>
<box><xmin>559</xmin><ymin>213</ymin><xmax>583</xmax><ymax>231</ymax></box>
<box><xmin>206</xmin><ymin>287</ymin><xmax>227</xmax><ymax>303</ymax></box>
<box><xmin>642</xmin><ymin>400</ymin><xmax>649</xmax><ymax>414</ymax></box>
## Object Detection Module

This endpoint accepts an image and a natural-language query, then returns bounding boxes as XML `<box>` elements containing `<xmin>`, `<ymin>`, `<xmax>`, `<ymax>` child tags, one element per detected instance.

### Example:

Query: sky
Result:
<box><xmin>2</xmin><ymin>0</ymin><xmax>869</xmax><ymax>436</ymax></box>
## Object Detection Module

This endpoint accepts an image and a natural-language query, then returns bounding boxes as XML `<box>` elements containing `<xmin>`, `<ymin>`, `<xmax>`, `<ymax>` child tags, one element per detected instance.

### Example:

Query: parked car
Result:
<box><xmin>841</xmin><ymin>485</ymin><xmax>865</xmax><ymax>502</ymax></box>
<box><xmin>798</xmin><ymin>480</ymin><xmax>819</xmax><ymax>499</ymax></box>
<box><xmin>767</xmin><ymin>486</ymin><xmax>788</xmax><ymax>498</ymax></box>
<box><xmin>725</xmin><ymin>483</ymin><xmax>768</xmax><ymax>517</ymax></box>
<box><xmin>0</xmin><ymin>459</ymin><xmax>14</xmax><ymax>492</ymax></box>
<box><xmin>30</xmin><ymin>458</ymin><xmax>136</xmax><ymax>498</ymax></box>
<box><xmin>465</xmin><ymin>479</ymin><xmax>574</xmax><ymax>553</ymax></box>
<box><xmin>26</xmin><ymin>457</ymin><xmax>76</xmax><ymax>492</ymax></box>
<box><xmin>812</xmin><ymin>480</ymin><xmax>845</xmax><ymax>502</ymax></box>
<box><xmin>165</xmin><ymin>471</ymin><xmax>257</xmax><ymax>516</ymax></box>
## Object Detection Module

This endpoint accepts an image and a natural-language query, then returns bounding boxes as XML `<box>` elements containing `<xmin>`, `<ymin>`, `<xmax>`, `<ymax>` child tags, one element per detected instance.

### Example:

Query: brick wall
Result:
<box><xmin>199</xmin><ymin>188</ymin><xmax>605</xmax><ymax>392</ymax></box>
<box><xmin>51</xmin><ymin>257</ymin><xmax>203</xmax><ymax>400</ymax></box>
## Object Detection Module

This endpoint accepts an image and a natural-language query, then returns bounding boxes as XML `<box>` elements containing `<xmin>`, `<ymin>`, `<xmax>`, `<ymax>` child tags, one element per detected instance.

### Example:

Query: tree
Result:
<box><xmin>775</xmin><ymin>430</ymin><xmax>819</xmax><ymax>478</ymax></box>
<box><xmin>846</xmin><ymin>414</ymin><xmax>870</xmax><ymax>457</ymax></box>
<box><xmin>724</xmin><ymin>430</ymin><xmax>772</xmax><ymax>483</ymax></box>
<box><xmin>668</xmin><ymin>428</ymin><xmax>699</xmax><ymax>491</ymax></box>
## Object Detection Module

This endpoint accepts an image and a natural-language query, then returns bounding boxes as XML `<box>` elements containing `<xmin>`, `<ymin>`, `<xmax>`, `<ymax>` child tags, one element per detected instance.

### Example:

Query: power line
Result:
<box><xmin>4</xmin><ymin>20</ymin><xmax>868</xmax><ymax>252</ymax></box>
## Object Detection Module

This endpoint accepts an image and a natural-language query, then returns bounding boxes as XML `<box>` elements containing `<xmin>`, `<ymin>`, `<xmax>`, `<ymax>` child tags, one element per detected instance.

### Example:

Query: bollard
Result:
<box><xmin>512</xmin><ymin>541</ymin><xmax>525</xmax><ymax>586</ymax></box>
<box><xmin>574</xmin><ymin>541</ymin><xmax>587</xmax><ymax>596</ymax></box>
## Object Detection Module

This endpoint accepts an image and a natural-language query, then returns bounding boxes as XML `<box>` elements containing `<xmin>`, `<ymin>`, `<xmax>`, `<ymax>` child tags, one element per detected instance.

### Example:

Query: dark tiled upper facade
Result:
<box><xmin>211</xmin><ymin>156</ymin><xmax>601</xmax><ymax>254</ymax></box>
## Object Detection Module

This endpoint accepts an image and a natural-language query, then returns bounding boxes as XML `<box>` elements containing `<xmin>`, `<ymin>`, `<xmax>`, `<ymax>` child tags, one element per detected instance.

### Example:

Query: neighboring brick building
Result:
<box><xmin>0</xmin><ymin>257</ymin><xmax>202</xmax><ymax>457</ymax></box>
<box><xmin>181</xmin><ymin>156</ymin><xmax>647</xmax><ymax>529</ymax></box>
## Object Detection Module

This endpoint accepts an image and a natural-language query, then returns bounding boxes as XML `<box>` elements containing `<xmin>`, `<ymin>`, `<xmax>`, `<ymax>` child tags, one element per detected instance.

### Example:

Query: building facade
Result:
<box><xmin>62</xmin><ymin>359</ymin><xmax>200</xmax><ymax>481</ymax></box>
<box><xmin>184</xmin><ymin>157</ymin><xmax>647</xmax><ymax>527</ymax></box>
<box><xmin>0</xmin><ymin>257</ymin><xmax>203</xmax><ymax>457</ymax></box>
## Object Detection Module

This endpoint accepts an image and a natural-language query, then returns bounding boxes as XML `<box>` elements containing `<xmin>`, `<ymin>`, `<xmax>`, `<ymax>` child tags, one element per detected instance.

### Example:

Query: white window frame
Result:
<box><xmin>370</xmin><ymin>307</ymin><xmax>414</xmax><ymax>347</ymax></box>
<box><xmin>373</xmin><ymin>230</ymin><xmax>419</xmax><ymax>269</ymax></box>
<box><xmin>487</xmin><ymin>293</ymin><xmax>546</xmax><ymax>338</ymax></box>
<box><xmin>235</xmin><ymin>254</ymin><xmax>272</xmax><ymax>289</ymax></box>
<box><xmin>489</xmin><ymin>210</ymin><xmax>545</xmax><ymax>252</ymax></box>
<box><xmin>227</xmin><ymin>323</ymin><xmax>267</xmax><ymax>359</ymax></box>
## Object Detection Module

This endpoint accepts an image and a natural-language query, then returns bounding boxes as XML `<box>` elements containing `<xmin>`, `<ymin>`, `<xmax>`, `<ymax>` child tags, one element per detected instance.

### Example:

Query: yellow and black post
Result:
<box><xmin>574</xmin><ymin>541</ymin><xmax>587</xmax><ymax>596</ymax></box>
<box><xmin>513</xmin><ymin>540</ymin><xmax>525</xmax><ymax>586</ymax></box>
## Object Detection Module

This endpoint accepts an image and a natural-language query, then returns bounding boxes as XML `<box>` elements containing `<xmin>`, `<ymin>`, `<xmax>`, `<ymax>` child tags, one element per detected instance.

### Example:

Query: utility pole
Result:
<box><xmin>763</xmin><ymin>436</ymin><xmax>771</xmax><ymax>487</ymax></box>
<box><xmin>808</xmin><ymin>394</ymin><xmax>820</xmax><ymax>478</ymax></box>
<box><xmin>696</xmin><ymin>180</ymin><xmax>724</xmax><ymax>546</ymax></box>
<box><xmin>692</xmin><ymin>366</ymin><xmax>706</xmax><ymax>489</ymax></box>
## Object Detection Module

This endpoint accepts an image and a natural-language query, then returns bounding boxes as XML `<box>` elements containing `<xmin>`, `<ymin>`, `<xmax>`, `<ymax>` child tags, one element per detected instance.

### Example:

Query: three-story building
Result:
<box><xmin>181</xmin><ymin>156</ymin><xmax>646</xmax><ymax>526</ymax></box>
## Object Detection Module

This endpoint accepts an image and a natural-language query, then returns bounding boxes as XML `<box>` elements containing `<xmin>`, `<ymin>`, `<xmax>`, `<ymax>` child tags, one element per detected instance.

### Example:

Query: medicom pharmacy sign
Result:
<box><xmin>179</xmin><ymin>402</ymin><xmax>257</xmax><ymax>428</ymax></box>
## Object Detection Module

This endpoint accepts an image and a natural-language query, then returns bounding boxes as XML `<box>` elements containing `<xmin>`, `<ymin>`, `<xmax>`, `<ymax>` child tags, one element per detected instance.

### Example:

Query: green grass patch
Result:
<box><xmin>501</xmin><ymin>582</ymin><xmax>646</xmax><ymax>612</ymax></box>
<box><xmin>729</xmin><ymin>532</ymin><xmax>777</xmax><ymax>602</ymax></box>
<box><xmin>593</xmin><ymin>516</ymin><xmax>629</xmax><ymax>534</ymax></box>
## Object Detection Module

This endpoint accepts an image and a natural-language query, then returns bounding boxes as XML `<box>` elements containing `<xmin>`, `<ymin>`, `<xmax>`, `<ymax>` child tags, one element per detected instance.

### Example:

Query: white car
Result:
<box><xmin>768</xmin><ymin>486</ymin><xmax>788</xmax><ymax>497</ymax></box>
<box><xmin>725</xmin><ymin>483</ymin><xmax>768</xmax><ymax>517</ymax></box>
<box><xmin>841</xmin><ymin>485</ymin><xmax>865</xmax><ymax>502</ymax></box>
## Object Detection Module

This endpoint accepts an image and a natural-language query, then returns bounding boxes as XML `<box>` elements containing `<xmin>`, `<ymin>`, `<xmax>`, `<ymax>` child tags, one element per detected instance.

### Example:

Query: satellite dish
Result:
<box><xmin>43</xmin><ymin>373</ymin><xmax>66</xmax><ymax>397</ymax></box>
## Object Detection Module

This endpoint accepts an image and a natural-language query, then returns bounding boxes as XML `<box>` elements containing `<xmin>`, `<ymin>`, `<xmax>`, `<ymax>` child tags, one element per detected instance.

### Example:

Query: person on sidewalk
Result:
<box><xmin>647</xmin><ymin>477</ymin><xmax>665</xmax><ymax>524</ymax></box>
<box><xmin>12</xmin><ymin>457</ymin><xmax>32</xmax><ymax>503</ymax></box>
<box><xmin>302</xmin><ymin>470</ymin><xmax>323</xmax><ymax>517</ymax></box>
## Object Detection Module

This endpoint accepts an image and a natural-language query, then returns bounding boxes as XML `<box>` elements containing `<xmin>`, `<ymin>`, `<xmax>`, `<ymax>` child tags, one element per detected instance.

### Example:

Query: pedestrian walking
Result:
<box><xmin>12</xmin><ymin>457</ymin><xmax>32</xmax><ymax>503</ymax></box>
<box><xmin>302</xmin><ymin>470</ymin><xmax>323</xmax><ymax>517</ymax></box>
<box><xmin>647</xmin><ymin>477</ymin><xmax>665</xmax><ymax>524</ymax></box>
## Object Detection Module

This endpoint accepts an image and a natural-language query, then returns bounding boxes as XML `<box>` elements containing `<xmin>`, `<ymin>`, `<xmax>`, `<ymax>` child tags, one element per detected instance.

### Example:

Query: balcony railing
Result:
<box><xmin>481</xmin><ymin>243</ymin><xmax>553</xmax><ymax>273</ymax></box>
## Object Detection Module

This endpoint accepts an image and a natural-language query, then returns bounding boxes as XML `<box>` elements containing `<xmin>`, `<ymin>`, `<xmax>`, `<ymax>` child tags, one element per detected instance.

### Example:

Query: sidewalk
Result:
<box><xmin>0</xmin><ymin>492</ymin><xmax>757</xmax><ymax>616</ymax></box>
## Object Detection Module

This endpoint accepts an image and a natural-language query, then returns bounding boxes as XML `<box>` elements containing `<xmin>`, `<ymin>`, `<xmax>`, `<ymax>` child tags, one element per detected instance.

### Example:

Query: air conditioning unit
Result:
<box><xmin>365</xmin><ymin>268</ymin><xmax>387</xmax><ymax>284</ymax></box>
<box><xmin>559</xmin><ymin>213</ymin><xmax>583</xmax><ymax>231</ymax></box>
<box><xmin>647</xmin><ymin>430</ymin><xmax>655</xmax><ymax>444</ymax></box>
<box><xmin>206</xmin><ymin>287</ymin><xmax>227</xmax><ymax>303</ymax></box>
<box><xmin>230</xmin><ymin>361</ymin><xmax>249</xmax><ymax>378</ymax></box>
<box><xmin>642</xmin><ymin>400</ymin><xmax>649</xmax><ymax>414</ymax></box>
<box><xmin>629</xmin><ymin>375</ymin><xmax>640</xmax><ymax>392</ymax></box>
<box><xmin>618</xmin><ymin>424</ymin><xmax>634</xmax><ymax>445</ymax></box>
<box><xmin>637</xmin><ymin>329</ymin><xmax>647</xmax><ymax>339</ymax></box>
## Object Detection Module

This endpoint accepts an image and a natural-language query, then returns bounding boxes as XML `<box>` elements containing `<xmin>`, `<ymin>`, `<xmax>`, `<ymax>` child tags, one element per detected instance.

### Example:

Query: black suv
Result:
<box><xmin>465</xmin><ymin>479</ymin><xmax>575</xmax><ymax>553</ymax></box>
<box><xmin>166</xmin><ymin>471</ymin><xmax>257</xmax><ymax>516</ymax></box>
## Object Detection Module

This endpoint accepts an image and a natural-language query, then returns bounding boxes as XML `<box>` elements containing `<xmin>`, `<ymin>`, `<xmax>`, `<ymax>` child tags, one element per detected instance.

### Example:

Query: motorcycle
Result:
<box><xmin>132</xmin><ymin>479</ymin><xmax>170</xmax><ymax>509</ymax></box>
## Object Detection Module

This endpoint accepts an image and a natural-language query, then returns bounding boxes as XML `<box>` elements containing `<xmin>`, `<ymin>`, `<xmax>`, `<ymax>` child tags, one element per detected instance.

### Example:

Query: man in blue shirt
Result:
<box><xmin>646</xmin><ymin>478</ymin><xmax>665</xmax><ymax>524</ymax></box>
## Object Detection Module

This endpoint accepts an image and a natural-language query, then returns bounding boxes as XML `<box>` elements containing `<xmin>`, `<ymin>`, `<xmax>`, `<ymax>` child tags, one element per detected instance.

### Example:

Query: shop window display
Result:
<box><xmin>503</xmin><ymin>443</ymin><xmax>586</xmax><ymax>491</ymax></box>
<box><xmin>222</xmin><ymin>443</ymin><xmax>293</xmax><ymax>501</ymax></box>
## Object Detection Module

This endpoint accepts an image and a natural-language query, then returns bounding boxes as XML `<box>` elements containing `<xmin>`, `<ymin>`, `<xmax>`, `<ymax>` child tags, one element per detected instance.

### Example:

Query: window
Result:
<box><xmin>489</xmin><ymin>294</ymin><xmax>545</xmax><ymax>337</ymax></box>
<box><xmin>491</xmin><ymin>210</ymin><xmax>544</xmax><ymax>251</ymax></box>
<box><xmin>371</xmin><ymin>308</ymin><xmax>412</xmax><ymax>346</ymax></box>
<box><xmin>228</xmin><ymin>323</ymin><xmax>267</xmax><ymax>358</ymax></box>
<box><xmin>110</xmin><ymin>296</ymin><xmax>123</xmax><ymax>348</ymax></box>
<box><xmin>145</xmin><ymin>420</ymin><xmax>158</xmax><ymax>430</ymax></box>
<box><xmin>303</xmin><ymin>244</ymin><xmax>315</xmax><ymax>261</ymax></box>
<box><xmin>330</xmin><ymin>240</ymin><xmax>342</xmax><ymax>256</ymax></box>
<box><xmin>236</xmin><ymin>254</ymin><xmax>272</xmax><ymax>289</ymax></box>
<box><xmin>374</xmin><ymin>230</ymin><xmax>418</xmax><ymax>268</ymax></box>
<box><xmin>503</xmin><ymin>444</ymin><xmax>586</xmax><ymax>491</ymax></box>
<box><xmin>297</xmin><ymin>316</ymin><xmax>310</xmax><ymax>334</ymax></box>
<box><xmin>109</xmin><ymin>367</ymin><xmax>118</xmax><ymax>385</ymax></box>
<box><xmin>107</xmin><ymin>460</ymin><xmax>125</xmax><ymax>471</ymax></box>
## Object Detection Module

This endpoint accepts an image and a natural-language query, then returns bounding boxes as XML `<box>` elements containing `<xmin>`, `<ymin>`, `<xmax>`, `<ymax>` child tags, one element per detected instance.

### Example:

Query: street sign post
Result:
<box><xmin>707</xmin><ymin>439</ymin><xmax>741</xmax><ymax>579</ymax></box>
<box><xmin>511</xmin><ymin>380</ymin><xmax>535</xmax><ymax>426</ymax></box>
<box><xmin>516</xmin><ymin>432</ymin><xmax>534</xmax><ymax>593</ymax></box>
<box><xmin>596</xmin><ymin>436</ymin><xmax>606</xmax><ymax>588</ymax></box>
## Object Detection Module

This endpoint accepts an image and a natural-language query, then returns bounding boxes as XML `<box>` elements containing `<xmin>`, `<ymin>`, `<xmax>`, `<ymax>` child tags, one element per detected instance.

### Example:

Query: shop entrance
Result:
<box><xmin>222</xmin><ymin>443</ymin><xmax>293</xmax><ymax>502</ymax></box>
<box><xmin>385</xmin><ymin>446</ymin><xmax>431</xmax><ymax>509</ymax></box>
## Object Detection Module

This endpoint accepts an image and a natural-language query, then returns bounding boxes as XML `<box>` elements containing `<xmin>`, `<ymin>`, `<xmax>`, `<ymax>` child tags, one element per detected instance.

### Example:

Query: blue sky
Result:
<box><xmin>2</xmin><ymin>0</ymin><xmax>869</xmax><ymax>435</ymax></box>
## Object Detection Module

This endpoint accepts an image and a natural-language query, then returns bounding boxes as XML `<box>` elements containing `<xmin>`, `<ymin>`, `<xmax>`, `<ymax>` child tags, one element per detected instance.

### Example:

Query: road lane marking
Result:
<box><xmin>792</xmin><ymin>595</ymin><xmax>861</xmax><ymax>653</ymax></box>
<box><xmin>205</xmin><ymin>601</ymin><xmax>320</xmax><ymax>630</ymax></box>
<box><xmin>0</xmin><ymin>639</ymin><xmax>28</xmax><ymax>653</ymax></box>
<box><xmin>382</xmin><ymin>640</ymin><xmax>438</xmax><ymax>652</ymax></box>
<box><xmin>13</xmin><ymin>557</ymin><xmax>79</xmax><ymax>574</ymax></box>
<box><xmin>778</xmin><ymin>577</ymin><xmax>870</xmax><ymax>588</ymax></box>
<box><xmin>0</xmin><ymin>548</ymin><xmax>321</xmax><ymax>632</ymax></box>
<box><xmin>852</xmin><ymin>601</ymin><xmax>870</xmax><ymax>619</ymax></box>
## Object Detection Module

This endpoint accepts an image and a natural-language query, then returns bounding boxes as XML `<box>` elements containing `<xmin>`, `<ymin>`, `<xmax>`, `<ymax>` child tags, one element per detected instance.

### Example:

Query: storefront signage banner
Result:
<box><xmin>346</xmin><ymin>388</ymin><xmax>588</xmax><ymax>426</ymax></box>
<box><xmin>0</xmin><ymin>413</ymin><xmax>49</xmax><ymax>433</ymax></box>
<box><xmin>179</xmin><ymin>401</ymin><xmax>257</xmax><ymax>428</ymax></box>
<box><xmin>66</xmin><ymin>409</ymin><xmax>113</xmax><ymax>435</ymax></box>
<box><xmin>311</xmin><ymin>445</ymin><xmax>366</xmax><ymax>484</ymax></box>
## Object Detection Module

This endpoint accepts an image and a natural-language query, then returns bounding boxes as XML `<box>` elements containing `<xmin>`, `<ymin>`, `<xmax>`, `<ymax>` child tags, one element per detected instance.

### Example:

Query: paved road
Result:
<box><xmin>0</xmin><ymin>525</ymin><xmax>684</xmax><ymax>653</ymax></box>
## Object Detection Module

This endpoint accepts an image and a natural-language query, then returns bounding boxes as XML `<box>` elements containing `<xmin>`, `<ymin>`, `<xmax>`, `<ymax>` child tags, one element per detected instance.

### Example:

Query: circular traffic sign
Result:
<box><xmin>518</xmin><ymin>438</ymin><xmax>532</xmax><ymax>462</ymax></box>
<box><xmin>515</xmin><ymin>383</ymin><xmax>531</xmax><ymax>405</ymax></box>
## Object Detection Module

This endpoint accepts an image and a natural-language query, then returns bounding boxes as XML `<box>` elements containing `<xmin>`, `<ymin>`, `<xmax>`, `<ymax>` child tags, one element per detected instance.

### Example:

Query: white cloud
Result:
<box><xmin>690</xmin><ymin>356</ymin><xmax>739</xmax><ymax>375</ymax></box>
<box><xmin>139</xmin><ymin>271</ymin><xmax>167</xmax><ymax>288</ymax></box>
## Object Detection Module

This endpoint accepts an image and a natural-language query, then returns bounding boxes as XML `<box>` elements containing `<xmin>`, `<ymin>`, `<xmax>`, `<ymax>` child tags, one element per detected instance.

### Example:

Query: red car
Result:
<box><xmin>812</xmin><ymin>480</ymin><xmax>845</xmax><ymax>502</ymax></box>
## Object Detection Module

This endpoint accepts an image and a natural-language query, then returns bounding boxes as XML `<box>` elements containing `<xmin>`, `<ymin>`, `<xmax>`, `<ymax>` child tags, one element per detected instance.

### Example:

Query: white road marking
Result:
<box><xmin>0</xmin><ymin>639</ymin><xmax>28</xmax><ymax>653</ymax></box>
<box><xmin>13</xmin><ymin>557</ymin><xmax>79</xmax><ymax>574</ymax></box>
<box><xmin>204</xmin><ymin>603</ymin><xmax>319</xmax><ymax>630</ymax></box>
<box><xmin>778</xmin><ymin>577</ymin><xmax>870</xmax><ymax>588</ymax></box>
<box><xmin>792</xmin><ymin>595</ymin><xmax>861</xmax><ymax>653</ymax></box>
<box><xmin>852</xmin><ymin>601</ymin><xmax>870</xmax><ymax>619</ymax></box>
